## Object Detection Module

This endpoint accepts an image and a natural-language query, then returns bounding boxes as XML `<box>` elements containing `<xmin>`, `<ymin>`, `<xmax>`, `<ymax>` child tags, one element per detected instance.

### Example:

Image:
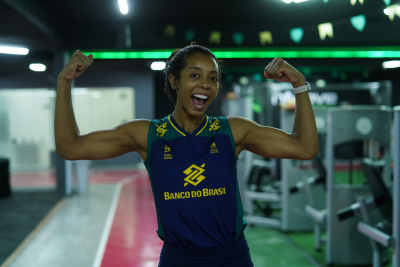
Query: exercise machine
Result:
<box><xmin>337</xmin><ymin>106</ymin><xmax>399</xmax><ymax>267</ymax></box>
<box><xmin>308</xmin><ymin>105</ymin><xmax>392</xmax><ymax>265</ymax></box>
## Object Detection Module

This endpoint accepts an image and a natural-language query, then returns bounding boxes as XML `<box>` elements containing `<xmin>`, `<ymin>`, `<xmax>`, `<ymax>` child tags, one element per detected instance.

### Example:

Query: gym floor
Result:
<box><xmin>0</xmin><ymin>168</ymin><xmax>393</xmax><ymax>267</ymax></box>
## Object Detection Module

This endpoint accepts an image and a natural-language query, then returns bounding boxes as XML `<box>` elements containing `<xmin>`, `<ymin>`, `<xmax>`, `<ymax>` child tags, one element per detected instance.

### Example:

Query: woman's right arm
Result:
<box><xmin>54</xmin><ymin>50</ymin><xmax>150</xmax><ymax>161</ymax></box>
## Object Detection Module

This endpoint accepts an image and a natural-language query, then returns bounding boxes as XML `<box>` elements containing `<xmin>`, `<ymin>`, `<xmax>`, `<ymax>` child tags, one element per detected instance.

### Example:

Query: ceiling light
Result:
<box><xmin>316</xmin><ymin>79</ymin><xmax>326</xmax><ymax>88</ymax></box>
<box><xmin>382</xmin><ymin>60</ymin><xmax>400</xmax><ymax>69</ymax></box>
<box><xmin>118</xmin><ymin>0</ymin><xmax>129</xmax><ymax>15</ymax></box>
<box><xmin>239</xmin><ymin>76</ymin><xmax>249</xmax><ymax>85</ymax></box>
<box><xmin>151</xmin><ymin>61</ymin><xmax>166</xmax><ymax>70</ymax></box>
<box><xmin>0</xmin><ymin>46</ymin><xmax>29</xmax><ymax>55</ymax></box>
<box><xmin>384</xmin><ymin>8</ymin><xmax>391</xmax><ymax>15</ymax></box>
<box><xmin>29</xmin><ymin>63</ymin><xmax>46</xmax><ymax>72</ymax></box>
<box><xmin>282</xmin><ymin>0</ymin><xmax>308</xmax><ymax>3</ymax></box>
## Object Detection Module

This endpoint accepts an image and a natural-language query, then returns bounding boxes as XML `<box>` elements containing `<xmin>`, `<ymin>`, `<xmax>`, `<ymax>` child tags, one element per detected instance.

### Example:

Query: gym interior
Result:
<box><xmin>0</xmin><ymin>1</ymin><xmax>400</xmax><ymax>266</ymax></box>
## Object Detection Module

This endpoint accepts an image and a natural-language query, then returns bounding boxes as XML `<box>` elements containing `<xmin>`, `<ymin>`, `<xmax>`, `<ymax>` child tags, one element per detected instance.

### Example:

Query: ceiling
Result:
<box><xmin>0</xmin><ymin>0</ymin><xmax>399</xmax><ymax>81</ymax></box>
<box><xmin>1</xmin><ymin>0</ymin><xmax>398</xmax><ymax>50</ymax></box>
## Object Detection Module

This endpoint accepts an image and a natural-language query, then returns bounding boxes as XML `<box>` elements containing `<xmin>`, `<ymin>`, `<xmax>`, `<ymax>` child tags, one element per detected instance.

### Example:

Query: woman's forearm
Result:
<box><xmin>263</xmin><ymin>58</ymin><xmax>319</xmax><ymax>159</ymax></box>
<box><xmin>292</xmin><ymin>89</ymin><xmax>319</xmax><ymax>158</ymax></box>
<box><xmin>54</xmin><ymin>78</ymin><xmax>80</xmax><ymax>157</ymax></box>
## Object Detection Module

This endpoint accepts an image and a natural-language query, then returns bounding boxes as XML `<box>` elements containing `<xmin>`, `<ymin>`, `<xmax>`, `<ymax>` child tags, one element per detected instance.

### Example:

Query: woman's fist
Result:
<box><xmin>58</xmin><ymin>50</ymin><xmax>93</xmax><ymax>81</ymax></box>
<box><xmin>264</xmin><ymin>57</ymin><xmax>306</xmax><ymax>88</ymax></box>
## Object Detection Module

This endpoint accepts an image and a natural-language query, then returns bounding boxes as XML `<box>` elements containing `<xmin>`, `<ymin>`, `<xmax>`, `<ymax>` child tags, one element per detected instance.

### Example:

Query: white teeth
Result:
<box><xmin>193</xmin><ymin>94</ymin><xmax>208</xmax><ymax>99</ymax></box>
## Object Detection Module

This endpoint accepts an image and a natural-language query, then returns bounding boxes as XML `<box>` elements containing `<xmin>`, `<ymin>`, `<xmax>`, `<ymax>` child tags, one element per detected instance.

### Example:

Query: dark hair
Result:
<box><xmin>164</xmin><ymin>42</ymin><xmax>223</xmax><ymax>106</ymax></box>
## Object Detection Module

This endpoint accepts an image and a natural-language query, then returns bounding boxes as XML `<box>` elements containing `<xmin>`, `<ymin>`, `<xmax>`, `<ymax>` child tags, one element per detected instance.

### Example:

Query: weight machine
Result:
<box><xmin>307</xmin><ymin>105</ymin><xmax>392</xmax><ymax>265</ymax></box>
<box><xmin>336</xmin><ymin>106</ymin><xmax>399</xmax><ymax>267</ymax></box>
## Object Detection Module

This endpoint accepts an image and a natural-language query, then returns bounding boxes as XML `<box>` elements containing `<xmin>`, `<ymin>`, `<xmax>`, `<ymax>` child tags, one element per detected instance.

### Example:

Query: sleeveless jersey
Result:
<box><xmin>144</xmin><ymin>114</ymin><xmax>247</xmax><ymax>250</ymax></box>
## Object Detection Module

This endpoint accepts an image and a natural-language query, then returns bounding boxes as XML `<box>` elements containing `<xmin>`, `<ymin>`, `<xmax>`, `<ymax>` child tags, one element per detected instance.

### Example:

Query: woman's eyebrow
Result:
<box><xmin>187</xmin><ymin>66</ymin><xmax>218</xmax><ymax>73</ymax></box>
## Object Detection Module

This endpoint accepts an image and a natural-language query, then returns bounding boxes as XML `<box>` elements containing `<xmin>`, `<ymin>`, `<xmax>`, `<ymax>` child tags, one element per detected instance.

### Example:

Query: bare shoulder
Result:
<box><xmin>227</xmin><ymin>116</ymin><xmax>257</xmax><ymax>128</ymax></box>
<box><xmin>227</xmin><ymin>116</ymin><xmax>258</xmax><ymax>151</ymax></box>
<box><xmin>227</xmin><ymin>116</ymin><xmax>258</xmax><ymax>135</ymax></box>
<box><xmin>120</xmin><ymin>119</ymin><xmax>151</xmax><ymax>150</ymax></box>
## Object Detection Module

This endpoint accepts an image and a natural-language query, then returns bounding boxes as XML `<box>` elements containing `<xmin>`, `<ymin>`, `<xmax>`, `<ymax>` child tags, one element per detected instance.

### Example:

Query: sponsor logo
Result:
<box><xmin>156</xmin><ymin>122</ymin><xmax>168</xmax><ymax>137</ymax></box>
<box><xmin>164</xmin><ymin>144</ymin><xmax>172</xmax><ymax>160</ymax></box>
<box><xmin>164</xmin><ymin>188</ymin><xmax>226</xmax><ymax>200</ymax></box>
<box><xmin>164</xmin><ymin>145</ymin><xmax>171</xmax><ymax>153</ymax></box>
<box><xmin>210</xmin><ymin>142</ymin><xmax>219</xmax><ymax>154</ymax></box>
<box><xmin>183</xmin><ymin>164</ymin><xmax>206</xmax><ymax>187</ymax></box>
<box><xmin>209</xmin><ymin>120</ymin><xmax>221</xmax><ymax>131</ymax></box>
<box><xmin>163</xmin><ymin>163</ymin><xmax>227</xmax><ymax>201</ymax></box>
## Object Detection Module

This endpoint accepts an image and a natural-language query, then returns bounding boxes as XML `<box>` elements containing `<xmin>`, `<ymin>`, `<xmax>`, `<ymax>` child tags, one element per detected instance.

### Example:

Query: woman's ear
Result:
<box><xmin>168</xmin><ymin>73</ymin><xmax>176</xmax><ymax>90</ymax></box>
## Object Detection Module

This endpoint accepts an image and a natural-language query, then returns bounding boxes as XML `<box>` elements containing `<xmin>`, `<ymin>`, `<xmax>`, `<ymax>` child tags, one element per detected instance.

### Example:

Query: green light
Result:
<box><xmin>89</xmin><ymin>51</ymin><xmax>172</xmax><ymax>59</ymax></box>
<box><xmin>252</xmin><ymin>103</ymin><xmax>262</xmax><ymax>114</ymax></box>
<box><xmin>80</xmin><ymin>47</ymin><xmax>400</xmax><ymax>59</ymax></box>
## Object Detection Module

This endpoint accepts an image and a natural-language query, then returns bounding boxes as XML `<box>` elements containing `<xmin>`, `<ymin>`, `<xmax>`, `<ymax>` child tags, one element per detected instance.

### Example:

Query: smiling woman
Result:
<box><xmin>163</xmin><ymin>43</ymin><xmax>223</xmax><ymax>107</ymax></box>
<box><xmin>55</xmin><ymin>44</ymin><xmax>318</xmax><ymax>267</ymax></box>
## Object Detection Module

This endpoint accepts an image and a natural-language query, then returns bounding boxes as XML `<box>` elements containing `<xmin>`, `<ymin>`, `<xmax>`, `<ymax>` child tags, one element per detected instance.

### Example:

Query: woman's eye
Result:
<box><xmin>211</xmin><ymin>77</ymin><xmax>218</xmax><ymax>82</ymax></box>
<box><xmin>191</xmin><ymin>74</ymin><xmax>199</xmax><ymax>78</ymax></box>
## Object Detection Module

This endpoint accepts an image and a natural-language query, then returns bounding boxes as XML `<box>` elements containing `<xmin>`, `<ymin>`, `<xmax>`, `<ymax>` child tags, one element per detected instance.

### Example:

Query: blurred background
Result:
<box><xmin>0</xmin><ymin>0</ymin><xmax>399</xmax><ymax>267</ymax></box>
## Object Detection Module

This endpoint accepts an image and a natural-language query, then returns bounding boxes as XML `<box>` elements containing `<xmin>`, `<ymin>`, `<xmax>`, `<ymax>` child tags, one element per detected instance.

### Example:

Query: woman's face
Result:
<box><xmin>171</xmin><ymin>52</ymin><xmax>220</xmax><ymax>117</ymax></box>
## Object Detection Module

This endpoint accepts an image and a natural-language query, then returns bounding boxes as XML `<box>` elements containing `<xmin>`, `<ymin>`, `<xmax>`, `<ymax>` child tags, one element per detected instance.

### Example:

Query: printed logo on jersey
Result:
<box><xmin>164</xmin><ymin>144</ymin><xmax>171</xmax><ymax>153</ymax></box>
<box><xmin>209</xmin><ymin>120</ymin><xmax>221</xmax><ymax>131</ymax></box>
<box><xmin>164</xmin><ymin>144</ymin><xmax>172</xmax><ymax>160</ymax></box>
<box><xmin>183</xmin><ymin>163</ymin><xmax>206</xmax><ymax>187</ymax></box>
<box><xmin>156</xmin><ymin>122</ymin><xmax>168</xmax><ymax>137</ymax></box>
<box><xmin>164</xmin><ymin>187</ymin><xmax>226</xmax><ymax>200</ymax></box>
<box><xmin>210</xmin><ymin>142</ymin><xmax>219</xmax><ymax>154</ymax></box>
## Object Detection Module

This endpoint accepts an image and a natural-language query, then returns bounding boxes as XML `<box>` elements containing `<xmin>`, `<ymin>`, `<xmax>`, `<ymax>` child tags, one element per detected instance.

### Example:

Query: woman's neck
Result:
<box><xmin>172</xmin><ymin>106</ymin><xmax>205</xmax><ymax>134</ymax></box>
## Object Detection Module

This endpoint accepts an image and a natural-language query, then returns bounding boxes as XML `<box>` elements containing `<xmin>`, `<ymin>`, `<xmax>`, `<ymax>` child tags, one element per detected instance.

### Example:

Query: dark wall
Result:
<box><xmin>0</xmin><ymin>72</ymin><xmax>54</xmax><ymax>88</ymax></box>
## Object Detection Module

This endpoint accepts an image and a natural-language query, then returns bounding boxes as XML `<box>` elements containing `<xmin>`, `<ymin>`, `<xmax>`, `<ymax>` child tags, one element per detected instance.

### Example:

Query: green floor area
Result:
<box><xmin>245</xmin><ymin>226</ymin><xmax>393</xmax><ymax>267</ymax></box>
<box><xmin>288</xmin><ymin>231</ymin><xmax>393</xmax><ymax>267</ymax></box>
<box><xmin>334</xmin><ymin>169</ymin><xmax>367</xmax><ymax>185</ymax></box>
<box><xmin>246</xmin><ymin>168</ymin><xmax>395</xmax><ymax>267</ymax></box>
<box><xmin>245</xmin><ymin>226</ymin><xmax>316</xmax><ymax>267</ymax></box>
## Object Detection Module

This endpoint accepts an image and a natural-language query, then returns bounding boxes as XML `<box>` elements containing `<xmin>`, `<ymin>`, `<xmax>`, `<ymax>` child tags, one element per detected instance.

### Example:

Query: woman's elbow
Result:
<box><xmin>303</xmin><ymin>147</ymin><xmax>319</xmax><ymax>160</ymax></box>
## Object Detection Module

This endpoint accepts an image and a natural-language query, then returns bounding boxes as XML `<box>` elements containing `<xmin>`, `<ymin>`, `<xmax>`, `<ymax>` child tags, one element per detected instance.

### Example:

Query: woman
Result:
<box><xmin>55</xmin><ymin>44</ymin><xmax>319</xmax><ymax>266</ymax></box>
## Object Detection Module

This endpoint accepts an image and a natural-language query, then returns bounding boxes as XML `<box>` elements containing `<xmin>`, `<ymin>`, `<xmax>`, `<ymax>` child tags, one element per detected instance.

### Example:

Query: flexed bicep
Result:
<box><xmin>244</xmin><ymin>124</ymin><xmax>307</xmax><ymax>160</ymax></box>
<box><xmin>228</xmin><ymin>116</ymin><xmax>309</xmax><ymax>160</ymax></box>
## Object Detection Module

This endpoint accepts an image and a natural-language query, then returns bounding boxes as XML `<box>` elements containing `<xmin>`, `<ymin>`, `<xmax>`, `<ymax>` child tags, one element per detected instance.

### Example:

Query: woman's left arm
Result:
<box><xmin>228</xmin><ymin>57</ymin><xmax>319</xmax><ymax>160</ymax></box>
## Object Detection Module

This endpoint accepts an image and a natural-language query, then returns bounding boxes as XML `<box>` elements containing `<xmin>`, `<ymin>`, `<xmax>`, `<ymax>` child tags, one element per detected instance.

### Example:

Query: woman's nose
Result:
<box><xmin>200</xmin><ymin>79</ymin><xmax>210</xmax><ymax>89</ymax></box>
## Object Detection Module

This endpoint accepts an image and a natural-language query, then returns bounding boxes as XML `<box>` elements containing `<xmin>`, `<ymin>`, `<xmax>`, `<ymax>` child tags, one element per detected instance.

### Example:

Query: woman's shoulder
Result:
<box><xmin>152</xmin><ymin>114</ymin><xmax>170</xmax><ymax>124</ymax></box>
<box><xmin>226</xmin><ymin>116</ymin><xmax>253</xmax><ymax>128</ymax></box>
<box><xmin>226</xmin><ymin>116</ymin><xmax>257</xmax><ymax>142</ymax></box>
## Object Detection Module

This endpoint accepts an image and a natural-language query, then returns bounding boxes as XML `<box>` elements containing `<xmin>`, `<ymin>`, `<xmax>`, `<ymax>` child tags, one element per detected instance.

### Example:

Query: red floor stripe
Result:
<box><xmin>101</xmin><ymin>174</ymin><xmax>163</xmax><ymax>267</ymax></box>
<box><xmin>10</xmin><ymin>169</ymin><xmax>144</xmax><ymax>187</ymax></box>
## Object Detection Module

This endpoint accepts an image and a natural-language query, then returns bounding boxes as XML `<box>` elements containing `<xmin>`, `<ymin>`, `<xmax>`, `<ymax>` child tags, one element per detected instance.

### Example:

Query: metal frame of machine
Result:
<box><xmin>244</xmin><ymin>81</ymin><xmax>392</xmax><ymax>232</ymax></box>
<box><xmin>321</xmin><ymin>106</ymin><xmax>392</xmax><ymax>265</ymax></box>
<box><xmin>355</xmin><ymin>106</ymin><xmax>399</xmax><ymax>267</ymax></box>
